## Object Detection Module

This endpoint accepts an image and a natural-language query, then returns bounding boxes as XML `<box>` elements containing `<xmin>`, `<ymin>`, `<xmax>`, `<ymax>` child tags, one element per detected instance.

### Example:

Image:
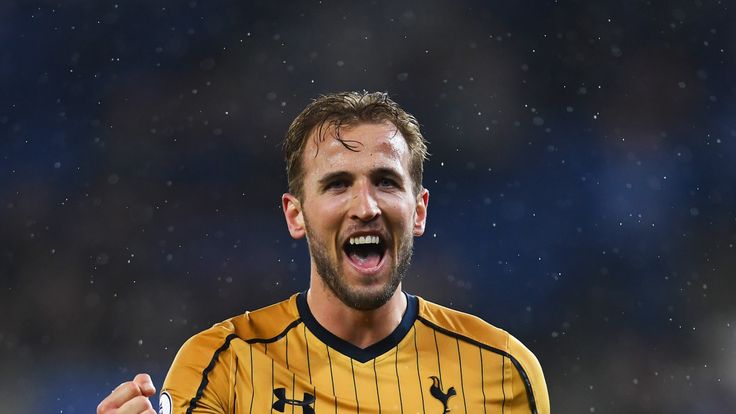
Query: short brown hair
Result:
<box><xmin>284</xmin><ymin>91</ymin><xmax>429</xmax><ymax>199</ymax></box>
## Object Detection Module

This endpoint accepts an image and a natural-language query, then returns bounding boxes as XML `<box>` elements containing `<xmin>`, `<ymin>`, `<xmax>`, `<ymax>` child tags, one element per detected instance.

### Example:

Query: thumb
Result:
<box><xmin>133</xmin><ymin>373</ymin><xmax>156</xmax><ymax>397</ymax></box>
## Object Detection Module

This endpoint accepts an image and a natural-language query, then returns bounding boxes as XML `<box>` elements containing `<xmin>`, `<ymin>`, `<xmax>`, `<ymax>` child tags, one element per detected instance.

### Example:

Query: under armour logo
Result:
<box><xmin>429</xmin><ymin>376</ymin><xmax>456</xmax><ymax>413</ymax></box>
<box><xmin>272</xmin><ymin>388</ymin><xmax>315</xmax><ymax>414</ymax></box>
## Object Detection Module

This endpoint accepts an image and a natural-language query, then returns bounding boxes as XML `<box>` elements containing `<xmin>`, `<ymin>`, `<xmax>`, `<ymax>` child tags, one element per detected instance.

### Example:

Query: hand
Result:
<box><xmin>97</xmin><ymin>373</ymin><xmax>157</xmax><ymax>414</ymax></box>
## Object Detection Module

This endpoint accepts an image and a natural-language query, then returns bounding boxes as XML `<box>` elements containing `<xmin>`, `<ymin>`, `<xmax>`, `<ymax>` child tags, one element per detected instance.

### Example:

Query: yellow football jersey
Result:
<box><xmin>160</xmin><ymin>292</ymin><xmax>549</xmax><ymax>414</ymax></box>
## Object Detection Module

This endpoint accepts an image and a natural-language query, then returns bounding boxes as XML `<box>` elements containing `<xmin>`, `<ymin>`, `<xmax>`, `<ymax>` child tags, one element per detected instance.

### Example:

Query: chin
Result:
<box><xmin>329</xmin><ymin>270</ymin><xmax>401</xmax><ymax>311</ymax></box>
<box><xmin>338</xmin><ymin>287</ymin><xmax>397</xmax><ymax>311</ymax></box>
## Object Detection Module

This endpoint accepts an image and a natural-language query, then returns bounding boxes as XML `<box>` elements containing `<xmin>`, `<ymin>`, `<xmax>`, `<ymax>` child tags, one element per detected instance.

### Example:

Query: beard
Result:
<box><xmin>304</xmin><ymin>221</ymin><xmax>414</xmax><ymax>311</ymax></box>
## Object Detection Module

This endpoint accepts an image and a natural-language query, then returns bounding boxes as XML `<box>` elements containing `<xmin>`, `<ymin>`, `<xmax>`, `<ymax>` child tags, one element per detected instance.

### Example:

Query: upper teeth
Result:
<box><xmin>349</xmin><ymin>235</ymin><xmax>380</xmax><ymax>245</ymax></box>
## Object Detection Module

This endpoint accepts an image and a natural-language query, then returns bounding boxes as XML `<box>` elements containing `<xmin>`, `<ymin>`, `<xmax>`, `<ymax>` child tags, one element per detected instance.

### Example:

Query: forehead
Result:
<box><xmin>302</xmin><ymin>122</ymin><xmax>410</xmax><ymax>176</ymax></box>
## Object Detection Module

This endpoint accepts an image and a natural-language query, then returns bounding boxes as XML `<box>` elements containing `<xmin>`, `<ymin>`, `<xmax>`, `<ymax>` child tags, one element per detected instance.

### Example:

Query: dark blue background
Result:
<box><xmin>1</xmin><ymin>1</ymin><xmax>734</xmax><ymax>412</ymax></box>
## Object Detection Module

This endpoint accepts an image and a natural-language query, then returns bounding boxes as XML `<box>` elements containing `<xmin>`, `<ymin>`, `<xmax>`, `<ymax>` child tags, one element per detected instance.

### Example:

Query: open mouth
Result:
<box><xmin>342</xmin><ymin>235</ymin><xmax>388</xmax><ymax>270</ymax></box>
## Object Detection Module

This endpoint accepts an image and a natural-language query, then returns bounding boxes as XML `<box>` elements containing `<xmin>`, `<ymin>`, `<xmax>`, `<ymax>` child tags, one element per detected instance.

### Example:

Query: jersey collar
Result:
<box><xmin>296</xmin><ymin>290</ymin><xmax>418</xmax><ymax>363</ymax></box>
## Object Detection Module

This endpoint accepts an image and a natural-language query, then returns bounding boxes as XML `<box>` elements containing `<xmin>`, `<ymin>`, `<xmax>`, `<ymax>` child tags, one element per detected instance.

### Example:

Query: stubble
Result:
<box><xmin>304</xmin><ymin>219</ymin><xmax>414</xmax><ymax>311</ymax></box>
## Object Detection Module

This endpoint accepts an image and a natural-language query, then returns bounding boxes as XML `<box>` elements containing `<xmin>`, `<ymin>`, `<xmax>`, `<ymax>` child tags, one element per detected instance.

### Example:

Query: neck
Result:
<box><xmin>306</xmin><ymin>279</ymin><xmax>407</xmax><ymax>349</ymax></box>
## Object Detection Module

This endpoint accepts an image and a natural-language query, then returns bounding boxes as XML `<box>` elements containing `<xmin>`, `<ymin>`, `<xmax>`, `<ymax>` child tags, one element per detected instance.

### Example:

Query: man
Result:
<box><xmin>97</xmin><ymin>92</ymin><xmax>550</xmax><ymax>414</ymax></box>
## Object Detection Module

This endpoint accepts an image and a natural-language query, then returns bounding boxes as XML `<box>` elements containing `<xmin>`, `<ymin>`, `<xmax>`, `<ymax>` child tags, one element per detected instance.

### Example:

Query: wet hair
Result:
<box><xmin>283</xmin><ymin>91</ymin><xmax>429</xmax><ymax>200</ymax></box>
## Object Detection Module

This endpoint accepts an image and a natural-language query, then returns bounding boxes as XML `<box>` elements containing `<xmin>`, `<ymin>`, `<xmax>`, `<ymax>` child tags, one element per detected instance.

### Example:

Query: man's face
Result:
<box><xmin>283</xmin><ymin>122</ymin><xmax>428</xmax><ymax>311</ymax></box>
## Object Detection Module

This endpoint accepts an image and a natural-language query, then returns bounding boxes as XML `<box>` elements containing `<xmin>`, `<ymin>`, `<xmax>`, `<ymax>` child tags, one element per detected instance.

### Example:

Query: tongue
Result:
<box><xmin>348</xmin><ymin>250</ymin><xmax>381</xmax><ymax>269</ymax></box>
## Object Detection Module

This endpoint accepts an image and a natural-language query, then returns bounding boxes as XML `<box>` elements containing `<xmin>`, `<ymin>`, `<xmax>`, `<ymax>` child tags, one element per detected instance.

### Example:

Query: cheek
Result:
<box><xmin>304</xmin><ymin>199</ymin><xmax>348</xmax><ymax>238</ymax></box>
<box><xmin>305</xmin><ymin>195</ymin><xmax>346</xmax><ymax>216</ymax></box>
<box><xmin>380</xmin><ymin>198</ymin><xmax>417</xmax><ymax>226</ymax></box>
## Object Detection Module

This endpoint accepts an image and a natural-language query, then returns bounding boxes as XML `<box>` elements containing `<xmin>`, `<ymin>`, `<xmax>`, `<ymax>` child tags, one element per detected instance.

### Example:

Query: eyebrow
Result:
<box><xmin>317</xmin><ymin>167</ymin><xmax>404</xmax><ymax>188</ymax></box>
<box><xmin>317</xmin><ymin>171</ymin><xmax>353</xmax><ymax>188</ymax></box>
<box><xmin>369</xmin><ymin>167</ymin><xmax>404</xmax><ymax>182</ymax></box>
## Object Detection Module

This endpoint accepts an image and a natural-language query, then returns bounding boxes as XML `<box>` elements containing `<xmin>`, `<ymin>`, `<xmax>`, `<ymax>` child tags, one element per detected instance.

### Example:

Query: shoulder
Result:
<box><xmin>229</xmin><ymin>293</ymin><xmax>301</xmax><ymax>341</ymax></box>
<box><xmin>161</xmin><ymin>294</ymin><xmax>300</xmax><ymax>410</ymax></box>
<box><xmin>415</xmin><ymin>295</ymin><xmax>550</xmax><ymax>414</ymax></box>
<box><xmin>178</xmin><ymin>293</ymin><xmax>300</xmax><ymax>354</ymax></box>
<box><xmin>416</xmin><ymin>296</ymin><xmax>513</xmax><ymax>351</ymax></box>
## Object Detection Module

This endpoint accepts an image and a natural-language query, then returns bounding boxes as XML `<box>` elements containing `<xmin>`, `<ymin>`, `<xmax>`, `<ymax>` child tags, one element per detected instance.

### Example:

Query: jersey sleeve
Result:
<box><xmin>160</xmin><ymin>322</ymin><xmax>237</xmax><ymax>414</ymax></box>
<box><xmin>507</xmin><ymin>334</ymin><xmax>550</xmax><ymax>414</ymax></box>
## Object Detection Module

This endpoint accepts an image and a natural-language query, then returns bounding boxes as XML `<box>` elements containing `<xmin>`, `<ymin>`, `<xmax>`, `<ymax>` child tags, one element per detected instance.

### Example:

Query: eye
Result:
<box><xmin>325</xmin><ymin>180</ymin><xmax>348</xmax><ymax>191</ymax></box>
<box><xmin>377</xmin><ymin>177</ymin><xmax>399</xmax><ymax>188</ymax></box>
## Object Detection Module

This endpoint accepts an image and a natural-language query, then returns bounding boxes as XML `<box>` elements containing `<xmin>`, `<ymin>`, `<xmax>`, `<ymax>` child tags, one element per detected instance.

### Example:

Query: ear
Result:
<box><xmin>282</xmin><ymin>193</ymin><xmax>306</xmax><ymax>239</ymax></box>
<box><xmin>413</xmin><ymin>188</ymin><xmax>429</xmax><ymax>236</ymax></box>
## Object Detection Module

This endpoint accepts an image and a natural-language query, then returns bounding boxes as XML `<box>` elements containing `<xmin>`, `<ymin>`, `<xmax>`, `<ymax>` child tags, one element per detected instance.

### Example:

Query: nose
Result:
<box><xmin>349</xmin><ymin>180</ymin><xmax>380</xmax><ymax>222</ymax></box>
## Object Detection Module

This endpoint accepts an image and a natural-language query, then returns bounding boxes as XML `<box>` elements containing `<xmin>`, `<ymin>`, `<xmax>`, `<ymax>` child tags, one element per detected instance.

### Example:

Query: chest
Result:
<box><xmin>229</xmin><ymin>330</ymin><xmax>511</xmax><ymax>414</ymax></box>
